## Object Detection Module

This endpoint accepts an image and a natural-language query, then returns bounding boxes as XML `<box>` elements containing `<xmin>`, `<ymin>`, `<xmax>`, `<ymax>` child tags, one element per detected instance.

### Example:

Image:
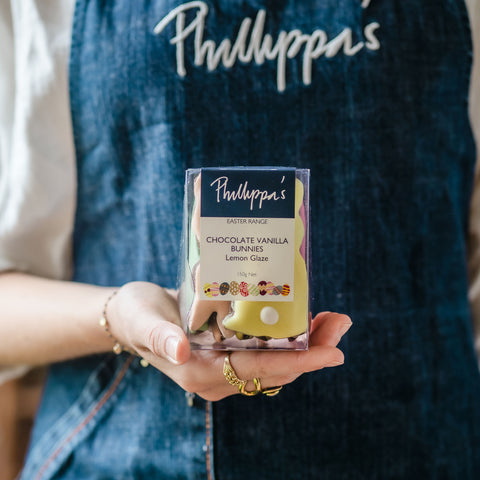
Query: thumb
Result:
<box><xmin>111</xmin><ymin>281</ymin><xmax>191</xmax><ymax>365</ymax></box>
<box><xmin>143</xmin><ymin>321</ymin><xmax>191</xmax><ymax>365</ymax></box>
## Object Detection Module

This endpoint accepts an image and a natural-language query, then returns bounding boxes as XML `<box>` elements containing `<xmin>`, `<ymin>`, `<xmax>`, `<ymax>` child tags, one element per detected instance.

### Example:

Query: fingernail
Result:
<box><xmin>338</xmin><ymin>322</ymin><xmax>352</xmax><ymax>338</ymax></box>
<box><xmin>164</xmin><ymin>336</ymin><xmax>180</xmax><ymax>364</ymax></box>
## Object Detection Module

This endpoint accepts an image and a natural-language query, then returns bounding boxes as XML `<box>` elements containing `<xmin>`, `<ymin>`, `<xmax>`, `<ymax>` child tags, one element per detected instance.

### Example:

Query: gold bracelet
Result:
<box><xmin>99</xmin><ymin>291</ymin><xmax>149</xmax><ymax>368</ymax></box>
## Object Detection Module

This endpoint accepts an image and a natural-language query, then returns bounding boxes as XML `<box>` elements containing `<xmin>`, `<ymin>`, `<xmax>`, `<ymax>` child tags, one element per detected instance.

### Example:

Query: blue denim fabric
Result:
<box><xmin>21</xmin><ymin>0</ymin><xmax>480</xmax><ymax>479</ymax></box>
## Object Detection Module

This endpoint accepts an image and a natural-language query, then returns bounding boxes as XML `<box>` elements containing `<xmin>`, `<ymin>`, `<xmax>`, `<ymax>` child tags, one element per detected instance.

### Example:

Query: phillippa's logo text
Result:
<box><xmin>210</xmin><ymin>176</ymin><xmax>287</xmax><ymax>211</ymax></box>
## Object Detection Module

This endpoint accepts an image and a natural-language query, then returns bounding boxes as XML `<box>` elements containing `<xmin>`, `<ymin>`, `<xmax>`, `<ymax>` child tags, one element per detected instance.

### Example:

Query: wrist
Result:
<box><xmin>98</xmin><ymin>288</ymin><xmax>149</xmax><ymax>367</ymax></box>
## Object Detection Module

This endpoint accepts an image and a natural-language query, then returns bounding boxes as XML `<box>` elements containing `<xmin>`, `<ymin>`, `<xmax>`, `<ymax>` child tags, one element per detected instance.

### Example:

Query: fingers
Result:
<box><xmin>310</xmin><ymin>312</ymin><xmax>352</xmax><ymax>347</ymax></box>
<box><xmin>111</xmin><ymin>281</ymin><xmax>191</xmax><ymax>365</ymax></box>
<box><xmin>220</xmin><ymin>372</ymin><xmax>297</xmax><ymax>400</ymax></box>
<box><xmin>209</xmin><ymin>312</ymin><xmax>352</xmax><ymax>398</ymax></box>
<box><xmin>162</xmin><ymin>311</ymin><xmax>351</xmax><ymax>401</ymax></box>
<box><xmin>142</xmin><ymin>320</ymin><xmax>191</xmax><ymax>365</ymax></box>
<box><xmin>205</xmin><ymin>343</ymin><xmax>343</xmax><ymax>400</ymax></box>
<box><xmin>230</xmin><ymin>344</ymin><xmax>344</xmax><ymax>381</ymax></box>
<box><xmin>111</xmin><ymin>284</ymin><xmax>353</xmax><ymax>403</ymax></box>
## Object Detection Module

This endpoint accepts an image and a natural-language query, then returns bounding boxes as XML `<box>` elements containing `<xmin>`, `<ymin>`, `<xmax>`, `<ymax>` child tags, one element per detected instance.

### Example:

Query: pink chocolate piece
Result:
<box><xmin>188</xmin><ymin>178</ymin><xmax>233</xmax><ymax>336</ymax></box>
<box><xmin>188</xmin><ymin>264</ymin><xmax>232</xmax><ymax>332</ymax></box>
<box><xmin>217</xmin><ymin>314</ymin><xmax>236</xmax><ymax>339</ymax></box>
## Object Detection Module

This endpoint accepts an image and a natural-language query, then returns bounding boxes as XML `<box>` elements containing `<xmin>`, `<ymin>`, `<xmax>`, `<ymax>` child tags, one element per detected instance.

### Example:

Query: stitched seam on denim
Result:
<box><xmin>33</xmin><ymin>356</ymin><xmax>134</xmax><ymax>480</ymax></box>
<box><xmin>206</xmin><ymin>401</ymin><xmax>214</xmax><ymax>480</ymax></box>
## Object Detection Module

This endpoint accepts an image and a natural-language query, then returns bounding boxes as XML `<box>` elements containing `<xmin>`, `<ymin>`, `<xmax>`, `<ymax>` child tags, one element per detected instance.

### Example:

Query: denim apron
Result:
<box><xmin>21</xmin><ymin>1</ymin><xmax>480</xmax><ymax>479</ymax></box>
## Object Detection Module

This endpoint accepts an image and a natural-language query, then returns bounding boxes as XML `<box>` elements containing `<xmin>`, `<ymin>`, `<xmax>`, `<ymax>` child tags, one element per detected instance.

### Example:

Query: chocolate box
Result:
<box><xmin>178</xmin><ymin>167</ymin><xmax>310</xmax><ymax>350</ymax></box>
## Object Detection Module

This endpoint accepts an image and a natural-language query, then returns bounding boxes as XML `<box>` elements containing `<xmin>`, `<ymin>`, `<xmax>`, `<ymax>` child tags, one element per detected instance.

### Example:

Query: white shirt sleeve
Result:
<box><xmin>0</xmin><ymin>0</ymin><xmax>76</xmax><ymax>280</ymax></box>
<box><xmin>0</xmin><ymin>0</ymin><xmax>76</xmax><ymax>384</ymax></box>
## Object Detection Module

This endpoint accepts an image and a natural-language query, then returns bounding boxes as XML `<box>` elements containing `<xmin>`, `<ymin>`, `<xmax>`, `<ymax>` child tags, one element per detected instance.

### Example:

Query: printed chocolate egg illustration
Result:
<box><xmin>248</xmin><ymin>283</ymin><xmax>260</xmax><ymax>296</ymax></box>
<box><xmin>258</xmin><ymin>280</ymin><xmax>267</xmax><ymax>296</ymax></box>
<box><xmin>210</xmin><ymin>282</ymin><xmax>220</xmax><ymax>296</ymax></box>
<box><xmin>219</xmin><ymin>282</ymin><xmax>229</xmax><ymax>295</ymax></box>
<box><xmin>266</xmin><ymin>281</ymin><xmax>275</xmax><ymax>295</ymax></box>
<box><xmin>203</xmin><ymin>283</ymin><xmax>214</xmax><ymax>298</ymax></box>
<box><xmin>281</xmin><ymin>284</ymin><xmax>290</xmax><ymax>296</ymax></box>
<box><xmin>223</xmin><ymin>179</ymin><xmax>308</xmax><ymax>338</ymax></box>
<box><xmin>229</xmin><ymin>281</ymin><xmax>240</xmax><ymax>295</ymax></box>
<box><xmin>272</xmin><ymin>285</ymin><xmax>282</xmax><ymax>295</ymax></box>
<box><xmin>239</xmin><ymin>281</ymin><xmax>249</xmax><ymax>297</ymax></box>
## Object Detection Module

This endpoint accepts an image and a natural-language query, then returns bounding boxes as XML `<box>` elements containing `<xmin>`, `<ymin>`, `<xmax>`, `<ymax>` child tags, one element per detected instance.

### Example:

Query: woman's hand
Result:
<box><xmin>109</xmin><ymin>281</ymin><xmax>351</xmax><ymax>401</ymax></box>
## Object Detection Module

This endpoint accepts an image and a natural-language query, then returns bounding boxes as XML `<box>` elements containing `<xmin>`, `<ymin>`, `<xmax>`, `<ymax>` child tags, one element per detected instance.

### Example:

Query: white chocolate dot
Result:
<box><xmin>260</xmin><ymin>306</ymin><xmax>279</xmax><ymax>325</ymax></box>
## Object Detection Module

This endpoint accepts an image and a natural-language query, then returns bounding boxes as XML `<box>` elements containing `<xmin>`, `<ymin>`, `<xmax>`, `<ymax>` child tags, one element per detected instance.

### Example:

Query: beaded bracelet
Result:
<box><xmin>99</xmin><ymin>291</ymin><xmax>149</xmax><ymax>367</ymax></box>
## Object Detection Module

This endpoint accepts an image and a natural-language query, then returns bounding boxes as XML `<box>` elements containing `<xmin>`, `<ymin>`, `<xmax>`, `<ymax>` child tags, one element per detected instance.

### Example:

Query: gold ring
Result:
<box><xmin>261</xmin><ymin>385</ymin><xmax>283</xmax><ymax>397</ymax></box>
<box><xmin>239</xmin><ymin>377</ymin><xmax>262</xmax><ymax>396</ymax></box>
<box><xmin>223</xmin><ymin>353</ymin><xmax>261</xmax><ymax>396</ymax></box>
<box><xmin>222</xmin><ymin>354</ymin><xmax>282</xmax><ymax>397</ymax></box>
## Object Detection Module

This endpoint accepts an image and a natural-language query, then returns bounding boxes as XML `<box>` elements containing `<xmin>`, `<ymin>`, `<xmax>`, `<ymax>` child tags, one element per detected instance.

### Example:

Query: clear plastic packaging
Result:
<box><xmin>178</xmin><ymin>167</ymin><xmax>310</xmax><ymax>350</ymax></box>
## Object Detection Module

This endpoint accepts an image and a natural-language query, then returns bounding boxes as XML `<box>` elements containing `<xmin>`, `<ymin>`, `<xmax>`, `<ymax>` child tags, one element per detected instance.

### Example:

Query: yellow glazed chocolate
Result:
<box><xmin>222</xmin><ymin>179</ymin><xmax>308</xmax><ymax>338</ymax></box>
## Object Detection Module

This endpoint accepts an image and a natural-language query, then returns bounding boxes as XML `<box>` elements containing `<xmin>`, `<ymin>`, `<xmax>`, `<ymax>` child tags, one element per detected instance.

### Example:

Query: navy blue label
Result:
<box><xmin>200</xmin><ymin>168</ymin><xmax>295</xmax><ymax>218</ymax></box>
